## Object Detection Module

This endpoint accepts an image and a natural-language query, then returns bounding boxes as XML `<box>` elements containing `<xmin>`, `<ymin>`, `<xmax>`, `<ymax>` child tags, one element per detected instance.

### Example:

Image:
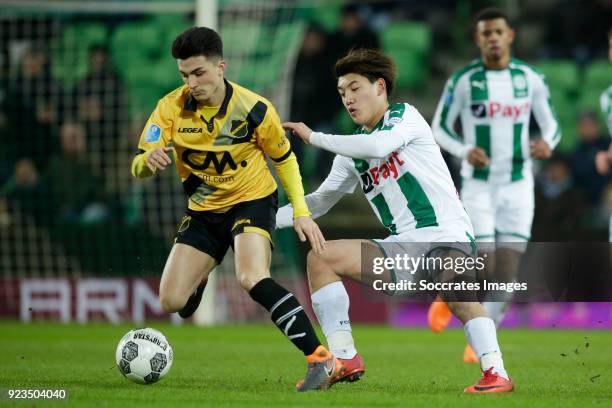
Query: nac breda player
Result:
<box><xmin>281</xmin><ymin>49</ymin><xmax>514</xmax><ymax>393</ymax></box>
<box><xmin>429</xmin><ymin>8</ymin><xmax>560</xmax><ymax>361</ymax></box>
<box><xmin>131</xmin><ymin>27</ymin><xmax>344</xmax><ymax>392</ymax></box>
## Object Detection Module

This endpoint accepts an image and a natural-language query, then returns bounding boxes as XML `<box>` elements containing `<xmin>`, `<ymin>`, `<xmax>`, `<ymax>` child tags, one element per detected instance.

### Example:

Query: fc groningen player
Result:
<box><xmin>131</xmin><ymin>27</ymin><xmax>344</xmax><ymax>392</ymax></box>
<box><xmin>280</xmin><ymin>49</ymin><xmax>514</xmax><ymax>393</ymax></box>
<box><xmin>594</xmin><ymin>27</ymin><xmax>612</xmax><ymax>240</ymax></box>
<box><xmin>428</xmin><ymin>8</ymin><xmax>560</xmax><ymax>362</ymax></box>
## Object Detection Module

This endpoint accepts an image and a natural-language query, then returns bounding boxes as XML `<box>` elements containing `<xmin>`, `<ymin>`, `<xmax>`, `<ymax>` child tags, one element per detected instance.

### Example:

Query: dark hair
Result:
<box><xmin>474</xmin><ymin>7</ymin><xmax>512</xmax><ymax>29</ymax></box>
<box><xmin>341</xmin><ymin>4</ymin><xmax>360</xmax><ymax>16</ymax></box>
<box><xmin>171</xmin><ymin>27</ymin><xmax>223</xmax><ymax>60</ymax></box>
<box><xmin>334</xmin><ymin>49</ymin><xmax>397</xmax><ymax>96</ymax></box>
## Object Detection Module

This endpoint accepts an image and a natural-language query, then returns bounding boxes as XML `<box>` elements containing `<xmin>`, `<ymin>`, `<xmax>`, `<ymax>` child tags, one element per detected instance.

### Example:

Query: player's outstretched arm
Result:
<box><xmin>283</xmin><ymin>121</ymin><xmax>407</xmax><ymax>159</ymax></box>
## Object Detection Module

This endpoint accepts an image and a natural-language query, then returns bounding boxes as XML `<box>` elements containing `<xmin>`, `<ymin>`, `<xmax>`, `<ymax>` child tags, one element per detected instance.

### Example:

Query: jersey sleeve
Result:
<box><xmin>431</xmin><ymin>76</ymin><xmax>471</xmax><ymax>158</ymax></box>
<box><xmin>256</xmin><ymin>102</ymin><xmax>292</xmax><ymax>160</ymax></box>
<box><xmin>131</xmin><ymin>98</ymin><xmax>174</xmax><ymax>178</ymax></box>
<box><xmin>600</xmin><ymin>87</ymin><xmax>612</xmax><ymax>137</ymax></box>
<box><xmin>531</xmin><ymin>70</ymin><xmax>561</xmax><ymax>150</ymax></box>
<box><xmin>256</xmin><ymin>102</ymin><xmax>310</xmax><ymax>218</ymax></box>
<box><xmin>309</xmin><ymin>104</ymin><xmax>427</xmax><ymax>159</ymax></box>
<box><xmin>276</xmin><ymin>155</ymin><xmax>358</xmax><ymax>229</ymax></box>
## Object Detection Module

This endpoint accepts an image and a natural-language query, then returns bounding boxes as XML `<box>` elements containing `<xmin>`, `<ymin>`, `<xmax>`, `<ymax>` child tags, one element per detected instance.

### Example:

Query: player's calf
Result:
<box><xmin>249</xmin><ymin>277</ymin><xmax>323</xmax><ymax>357</ymax></box>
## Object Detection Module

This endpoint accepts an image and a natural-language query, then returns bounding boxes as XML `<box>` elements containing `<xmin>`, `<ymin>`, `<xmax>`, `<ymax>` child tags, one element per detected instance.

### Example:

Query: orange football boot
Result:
<box><xmin>463</xmin><ymin>344</ymin><xmax>478</xmax><ymax>363</ymax></box>
<box><xmin>427</xmin><ymin>297</ymin><xmax>452</xmax><ymax>333</ymax></box>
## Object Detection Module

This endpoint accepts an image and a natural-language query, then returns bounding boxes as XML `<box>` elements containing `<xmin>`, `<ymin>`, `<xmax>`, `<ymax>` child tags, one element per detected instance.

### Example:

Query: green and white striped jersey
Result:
<box><xmin>277</xmin><ymin>103</ymin><xmax>472</xmax><ymax>235</ymax></box>
<box><xmin>601</xmin><ymin>85</ymin><xmax>612</xmax><ymax>136</ymax></box>
<box><xmin>432</xmin><ymin>59</ymin><xmax>561</xmax><ymax>184</ymax></box>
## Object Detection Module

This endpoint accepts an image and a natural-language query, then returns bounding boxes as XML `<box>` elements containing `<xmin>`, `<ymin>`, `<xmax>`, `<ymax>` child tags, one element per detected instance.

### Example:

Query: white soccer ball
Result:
<box><xmin>115</xmin><ymin>327</ymin><xmax>173</xmax><ymax>384</ymax></box>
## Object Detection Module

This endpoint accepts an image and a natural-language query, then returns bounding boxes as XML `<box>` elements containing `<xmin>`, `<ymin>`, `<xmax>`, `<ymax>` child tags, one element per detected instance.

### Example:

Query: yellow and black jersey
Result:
<box><xmin>132</xmin><ymin>80</ymin><xmax>309</xmax><ymax>217</ymax></box>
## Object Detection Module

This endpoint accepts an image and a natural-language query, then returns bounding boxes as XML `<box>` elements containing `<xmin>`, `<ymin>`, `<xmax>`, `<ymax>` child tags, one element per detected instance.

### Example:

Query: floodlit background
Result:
<box><xmin>0</xmin><ymin>0</ymin><xmax>611</xmax><ymax>327</ymax></box>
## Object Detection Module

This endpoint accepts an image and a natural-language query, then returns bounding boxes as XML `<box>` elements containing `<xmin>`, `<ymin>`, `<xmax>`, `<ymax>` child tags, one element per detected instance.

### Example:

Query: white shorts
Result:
<box><xmin>372</xmin><ymin>220</ymin><xmax>476</xmax><ymax>289</ymax></box>
<box><xmin>461</xmin><ymin>177</ymin><xmax>534</xmax><ymax>249</ymax></box>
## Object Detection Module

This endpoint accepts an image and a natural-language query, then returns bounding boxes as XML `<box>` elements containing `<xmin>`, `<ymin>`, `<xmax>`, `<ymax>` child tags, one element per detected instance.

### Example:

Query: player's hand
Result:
<box><xmin>293</xmin><ymin>216</ymin><xmax>326</xmax><ymax>254</ymax></box>
<box><xmin>530</xmin><ymin>139</ymin><xmax>551</xmax><ymax>160</ymax></box>
<box><xmin>595</xmin><ymin>150</ymin><xmax>612</xmax><ymax>175</ymax></box>
<box><xmin>467</xmin><ymin>147</ymin><xmax>490</xmax><ymax>167</ymax></box>
<box><xmin>146</xmin><ymin>147</ymin><xmax>173</xmax><ymax>172</ymax></box>
<box><xmin>282</xmin><ymin>122</ymin><xmax>313</xmax><ymax>144</ymax></box>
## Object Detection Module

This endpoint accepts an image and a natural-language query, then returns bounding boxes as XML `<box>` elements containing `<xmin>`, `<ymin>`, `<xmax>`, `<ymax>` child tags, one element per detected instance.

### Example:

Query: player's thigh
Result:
<box><xmin>308</xmin><ymin>239</ymin><xmax>390</xmax><ymax>285</ymax></box>
<box><xmin>160</xmin><ymin>212</ymin><xmax>227</xmax><ymax>305</ymax></box>
<box><xmin>461</xmin><ymin>179</ymin><xmax>495</xmax><ymax>241</ymax></box>
<box><xmin>228</xmin><ymin>192</ymin><xmax>277</xmax><ymax>290</ymax></box>
<box><xmin>159</xmin><ymin>243</ymin><xmax>217</xmax><ymax>305</ymax></box>
<box><xmin>233</xmin><ymin>232</ymin><xmax>272</xmax><ymax>290</ymax></box>
<box><xmin>495</xmin><ymin>178</ymin><xmax>534</xmax><ymax>247</ymax></box>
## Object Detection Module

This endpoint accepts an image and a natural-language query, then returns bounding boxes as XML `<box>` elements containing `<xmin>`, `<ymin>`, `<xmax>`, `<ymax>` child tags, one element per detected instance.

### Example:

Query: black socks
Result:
<box><xmin>249</xmin><ymin>278</ymin><xmax>320</xmax><ymax>356</ymax></box>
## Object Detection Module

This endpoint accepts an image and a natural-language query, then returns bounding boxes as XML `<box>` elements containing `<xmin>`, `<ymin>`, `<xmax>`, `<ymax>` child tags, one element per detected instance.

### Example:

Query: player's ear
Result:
<box><xmin>217</xmin><ymin>59</ymin><xmax>226</xmax><ymax>76</ymax></box>
<box><xmin>377</xmin><ymin>78</ymin><xmax>386</xmax><ymax>96</ymax></box>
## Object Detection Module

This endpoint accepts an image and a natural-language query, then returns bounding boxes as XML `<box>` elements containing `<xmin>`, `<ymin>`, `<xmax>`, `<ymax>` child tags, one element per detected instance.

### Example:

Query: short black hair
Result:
<box><xmin>171</xmin><ymin>27</ymin><xmax>223</xmax><ymax>60</ymax></box>
<box><xmin>474</xmin><ymin>7</ymin><xmax>512</xmax><ymax>29</ymax></box>
<box><xmin>334</xmin><ymin>49</ymin><xmax>397</xmax><ymax>96</ymax></box>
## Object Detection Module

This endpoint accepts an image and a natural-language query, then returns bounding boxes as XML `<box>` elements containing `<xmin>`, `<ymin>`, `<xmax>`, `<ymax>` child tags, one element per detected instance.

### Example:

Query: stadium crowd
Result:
<box><xmin>0</xmin><ymin>0</ymin><xmax>610</xmax><ymax>276</ymax></box>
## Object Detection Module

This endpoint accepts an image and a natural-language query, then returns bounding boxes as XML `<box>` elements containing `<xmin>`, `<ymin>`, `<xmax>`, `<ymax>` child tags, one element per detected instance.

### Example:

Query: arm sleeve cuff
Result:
<box><xmin>271</xmin><ymin>151</ymin><xmax>311</xmax><ymax>219</ymax></box>
<box><xmin>131</xmin><ymin>151</ymin><xmax>155</xmax><ymax>178</ymax></box>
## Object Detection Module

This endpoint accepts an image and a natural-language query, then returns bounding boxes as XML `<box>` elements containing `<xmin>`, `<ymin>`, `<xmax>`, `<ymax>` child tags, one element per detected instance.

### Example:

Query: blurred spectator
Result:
<box><xmin>290</xmin><ymin>24</ymin><xmax>339</xmax><ymax>181</ymax></box>
<box><xmin>570</xmin><ymin>111</ymin><xmax>611</xmax><ymax>205</ymax></box>
<box><xmin>544</xmin><ymin>0</ymin><xmax>612</xmax><ymax>61</ymax></box>
<box><xmin>1</xmin><ymin>158</ymin><xmax>50</xmax><ymax>225</ymax></box>
<box><xmin>46</xmin><ymin>120</ymin><xmax>109</xmax><ymax>224</ymax></box>
<box><xmin>73</xmin><ymin>44</ymin><xmax>127</xmax><ymax>143</ymax></box>
<box><xmin>72</xmin><ymin>44</ymin><xmax>128</xmax><ymax>191</ymax></box>
<box><xmin>327</xmin><ymin>4</ymin><xmax>380</xmax><ymax>61</ymax></box>
<box><xmin>298</xmin><ymin>6</ymin><xmax>380</xmax><ymax>182</ymax></box>
<box><xmin>5</xmin><ymin>44</ymin><xmax>60</xmax><ymax>172</ymax></box>
<box><xmin>533</xmin><ymin>154</ymin><xmax>587</xmax><ymax>240</ymax></box>
<box><xmin>0</xmin><ymin>77</ymin><xmax>11</xmax><ymax>183</ymax></box>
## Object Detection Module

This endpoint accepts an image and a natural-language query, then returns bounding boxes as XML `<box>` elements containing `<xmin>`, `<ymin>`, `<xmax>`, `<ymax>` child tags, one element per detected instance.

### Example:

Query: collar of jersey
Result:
<box><xmin>479</xmin><ymin>58</ymin><xmax>512</xmax><ymax>72</ymax></box>
<box><xmin>357</xmin><ymin>109</ymin><xmax>387</xmax><ymax>134</ymax></box>
<box><xmin>183</xmin><ymin>79</ymin><xmax>233</xmax><ymax>117</ymax></box>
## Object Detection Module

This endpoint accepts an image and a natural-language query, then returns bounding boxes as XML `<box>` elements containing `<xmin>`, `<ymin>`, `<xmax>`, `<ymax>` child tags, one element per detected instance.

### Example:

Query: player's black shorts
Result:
<box><xmin>175</xmin><ymin>191</ymin><xmax>278</xmax><ymax>263</ymax></box>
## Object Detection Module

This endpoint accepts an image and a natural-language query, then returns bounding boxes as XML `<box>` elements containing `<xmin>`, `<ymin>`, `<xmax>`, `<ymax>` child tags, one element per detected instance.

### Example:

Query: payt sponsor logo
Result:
<box><xmin>471</xmin><ymin>101</ymin><xmax>530</xmax><ymax>120</ymax></box>
<box><xmin>360</xmin><ymin>152</ymin><xmax>405</xmax><ymax>194</ymax></box>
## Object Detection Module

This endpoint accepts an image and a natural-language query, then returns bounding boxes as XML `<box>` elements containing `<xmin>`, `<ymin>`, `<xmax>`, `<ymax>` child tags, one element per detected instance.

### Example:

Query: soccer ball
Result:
<box><xmin>115</xmin><ymin>328</ymin><xmax>173</xmax><ymax>384</ymax></box>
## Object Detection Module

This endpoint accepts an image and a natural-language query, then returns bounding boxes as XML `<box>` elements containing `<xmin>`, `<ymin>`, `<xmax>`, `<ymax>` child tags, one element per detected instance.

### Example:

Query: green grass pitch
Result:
<box><xmin>2</xmin><ymin>322</ymin><xmax>611</xmax><ymax>407</ymax></box>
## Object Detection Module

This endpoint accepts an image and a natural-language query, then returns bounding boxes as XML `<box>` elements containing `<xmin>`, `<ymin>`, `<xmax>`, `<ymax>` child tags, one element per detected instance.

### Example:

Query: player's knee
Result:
<box><xmin>236</xmin><ymin>269</ymin><xmax>268</xmax><ymax>291</ymax></box>
<box><xmin>159</xmin><ymin>292</ymin><xmax>184</xmax><ymax>313</ymax></box>
<box><xmin>306</xmin><ymin>249</ymin><xmax>328</xmax><ymax>277</ymax></box>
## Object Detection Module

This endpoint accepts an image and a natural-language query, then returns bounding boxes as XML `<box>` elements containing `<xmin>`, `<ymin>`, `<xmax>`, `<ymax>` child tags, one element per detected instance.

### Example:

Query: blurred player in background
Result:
<box><xmin>429</xmin><ymin>8</ymin><xmax>561</xmax><ymax>362</ymax></box>
<box><xmin>594</xmin><ymin>27</ymin><xmax>612</xmax><ymax>240</ymax></box>
<box><xmin>281</xmin><ymin>49</ymin><xmax>514</xmax><ymax>393</ymax></box>
<box><xmin>131</xmin><ymin>27</ymin><xmax>344</xmax><ymax>392</ymax></box>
